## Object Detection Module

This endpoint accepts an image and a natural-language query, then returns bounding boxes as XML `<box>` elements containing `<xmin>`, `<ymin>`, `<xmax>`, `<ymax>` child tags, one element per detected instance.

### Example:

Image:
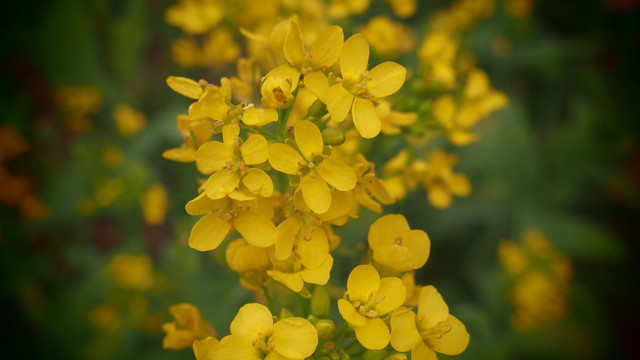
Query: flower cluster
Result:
<box><xmin>161</xmin><ymin>1</ymin><xmax>510</xmax><ymax>357</ymax></box>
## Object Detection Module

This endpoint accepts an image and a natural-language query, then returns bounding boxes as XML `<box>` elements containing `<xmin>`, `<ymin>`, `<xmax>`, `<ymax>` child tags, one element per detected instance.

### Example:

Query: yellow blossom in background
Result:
<box><xmin>200</xmin><ymin>27</ymin><xmax>241</xmax><ymax>68</ymax></box>
<box><xmin>351</xmin><ymin>153</ymin><xmax>396</xmax><ymax>213</ymax></box>
<box><xmin>360</xmin><ymin>16</ymin><xmax>416</xmax><ymax>59</ymax></box>
<box><xmin>170</xmin><ymin>37</ymin><xmax>201</xmax><ymax>68</ymax></box>
<box><xmin>210</xmin><ymin>303</ymin><xmax>318</xmax><ymax>359</ymax></box>
<box><xmin>499</xmin><ymin>228</ymin><xmax>574</xmax><ymax>332</ymax></box>
<box><xmin>305</xmin><ymin>34</ymin><xmax>406</xmax><ymax>138</ymax></box>
<box><xmin>368</xmin><ymin>214</ymin><xmax>430</xmax><ymax>274</ymax></box>
<box><xmin>386</xmin><ymin>0</ymin><xmax>417</xmax><ymax>18</ymax></box>
<box><xmin>114</xmin><ymin>103</ymin><xmax>147</xmax><ymax>137</ymax></box>
<box><xmin>329</xmin><ymin>0</ymin><xmax>372</xmax><ymax>18</ymax></box>
<box><xmin>141</xmin><ymin>183</ymin><xmax>170</xmax><ymax>225</ymax></box>
<box><xmin>401</xmin><ymin>271</ymin><xmax>422</xmax><ymax>307</ymax></box>
<box><xmin>162</xmin><ymin>303</ymin><xmax>217</xmax><ymax>350</ymax></box>
<box><xmin>376</xmin><ymin>100</ymin><xmax>417</xmax><ymax>136</ymax></box>
<box><xmin>429</xmin><ymin>0</ymin><xmax>496</xmax><ymax>33</ymax></box>
<box><xmin>54</xmin><ymin>85</ymin><xmax>103</xmax><ymax>115</ymax></box>
<box><xmin>90</xmin><ymin>303</ymin><xmax>121</xmax><ymax>330</ymax></box>
<box><xmin>95</xmin><ymin>178</ymin><xmax>125</xmax><ymax>207</ymax></box>
<box><xmin>421</xmin><ymin>148</ymin><xmax>471</xmax><ymax>209</ymax></box>
<box><xmin>338</xmin><ymin>264</ymin><xmax>406</xmax><ymax>349</ymax></box>
<box><xmin>418</xmin><ymin>32</ymin><xmax>458</xmax><ymax>89</ymax></box>
<box><xmin>390</xmin><ymin>285</ymin><xmax>470</xmax><ymax>358</ymax></box>
<box><xmin>505</xmin><ymin>0</ymin><xmax>535</xmax><ymax>19</ymax></box>
<box><xmin>164</xmin><ymin>0</ymin><xmax>223</xmax><ymax>35</ymax></box>
<box><xmin>107</xmin><ymin>253</ymin><xmax>155</xmax><ymax>291</ymax></box>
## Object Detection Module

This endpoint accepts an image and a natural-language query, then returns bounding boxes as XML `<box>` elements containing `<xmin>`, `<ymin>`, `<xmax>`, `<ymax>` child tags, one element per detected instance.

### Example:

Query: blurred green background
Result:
<box><xmin>0</xmin><ymin>0</ymin><xmax>638</xmax><ymax>359</ymax></box>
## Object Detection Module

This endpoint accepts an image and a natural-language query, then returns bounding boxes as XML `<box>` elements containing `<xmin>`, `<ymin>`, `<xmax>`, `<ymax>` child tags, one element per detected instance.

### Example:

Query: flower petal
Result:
<box><xmin>241</xmin><ymin>134</ymin><xmax>268</xmax><ymax>165</ymax></box>
<box><xmin>300</xmin><ymin>254</ymin><xmax>333</xmax><ymax>285</ymax></box>
<box><xmin>204</xmin><ymin>171</ymin><xmax>241</xmax><ymax>199</ymax></box>
<box><xmin>411</xmin><ymin>341</ymin><xmax>438</xmax><ymax>360</ymax></box>
<box><xmin>367</xmin><ymin>62</ymin><xmax>406</xmax><ymax>98</ymax></box>
<box><xmin>243</xmin><ymin>107</ymin><xmax>278</xmax><ymax>126</ymax></box>
<box><xmin>317</xmin><ymin>156</ymin><xmax>357</xmax><ymax>191</ymax></box>
<box><xmin>341</xmin><ymin>34</ymin><xmax>369</xmax><ymax>83</ymax></box>
<box><xmin>188</xmin><ymin>213</ymin><xmax>230</xmax><ymax>251</ymax></box>
<box><xmin>425</xmin><ymin>315</ymin><xmax>470</xmax><ymax>355</ymax></box>
<box><xmin>272</xmin><ymin>317</ymin><xmax>318</xmax><ymax>359</ymax></box>
<box><xmin>347</xmin><ymin>264</ymin><xmax>380</xmax><ymax>302</ymax></box>
<box><xmin>185</xmin><ymin>192</ymin><xmax>222</xmax><ymax>215</ymax></box>
<box><xmin>196</xmin><ymin>141</ymin><xmax>233</xmax><ymax>174</ymax></box>
<box><xmin>193</xmin><ymin>337</ymin><xmax>219</xmax><ymax>360</ymax></box>
<box><xmin>210</xmin><ymin>335</ymin><xmax>261</xmax><ymax>360</ymax></box>
<box><xmin>417</xmin><ymin>286</ymin><xmax>449</xmax><ymax>328</ymax></box>
<box><xmin>297</xmin><ymin>227</ymin><xmax>329</xmax><ymax>269</ymax></box>
<box><xmin>268</xmin><ymin>143</ymin><xmax>304</xmax><ymax>175</ymax></box>
<box><xmin>303</xmin><ymin>71</ymin><xmax>329</xmax><ymax>101</ymax></box>
<box><xmin>354</xmin><ymin>317</ymin><xmax>390</xmax><ymax>350</ymax></box>
<box><xmin>300</xmin><ymin>175</ymin><xmax>331</xmax><ymax>214</ymax></box>
<box><xmin>230</xmin><ymin>303</ymin><xmax>273</xmax><ymax>340</ymax></box>
<box><xmin>338</xmin><ymin>298</ymin><xmax>366</xmax><ymax>327</ymax></box>
<box><xmin>390</xmin><ymin>307</ymin><xmax>422</xmax><ymax>352</ymax></box>
<box><xmin>402</xmin><ymin>229</ymin><xmax>431</xmax><ymax>269</ymax></box>
<box><xmin>325</xmin><ymin>84</ymin><xmax>354</xmax><ymax>123</ymax></box>
<box><xmin>294</xmin><ymin>121</ymin><xmax>324</xmax><ymax>162</ymax></box>
<box><xmin>375</xmin><ymin>277</ymin><xmax>406</xmax><ymax>315</ymax></box>
<box><xmin>234</xmin><ymin>209</ymin><xmax>276</xmax><ymax>247</ymax></box>
<box><xmin>268</xmin><ymin>270</ymin><xmax>304</xmax><ymax>292</ymax></box>
<box><xmin>242</xmin><ymin>168</ymin><xmax>273</xmax><ymax>197</ymax></box>
<box><xmin>275</xmin><ymin>217</ymin><xmax>301</xmax><ymax>261</ymax></box>
<box><xmin>310</xmin><ymin>26</ymin><xmax>343</xmax><ymax>70</ymax></box>
<box><xmin>352</xmin><ymin>97</ymin><xmax>381</xmax><ymax>139</ymax></box>
<box><xmin>166</xmin><ymin>76</ymin><xmax>203</xmax><ymax>99</ymax></box>
<box><xmin>368</xmin><ymin>214</ymin><xmax>410</xmax><ymax>249</ymax></box>
<box><xmin>284</xmin><ymin>20</ymin><xmax>305</xmax><ymax>68</ymax></box>
<box><xmin>427</xmin><ymin>184</ymin><xmax>452</xmax><ymax>209</ymax></box>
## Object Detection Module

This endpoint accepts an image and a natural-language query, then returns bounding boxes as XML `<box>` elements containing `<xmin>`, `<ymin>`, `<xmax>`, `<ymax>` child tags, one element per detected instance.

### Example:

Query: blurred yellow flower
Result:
<box><xmin>361</xmin><ymin>16</ymin><xmax>416</xmax><ymax>59</ymax></box>
<box><xmin>338</xmin><ymin>264</ymin><xmax>406</xmax><ymax>349</ymax></box>
<box><xmin>90</xmin><ymin>303</ymin><xmax>121</xmax><ymax>330</ymax></box>
<box><xmin>162</xmin><ymin>303</ymin><xmax>217</xmax><ymax>350</ymax></box>
<box><xmin>386</xmin><ymin>0</ymin><xmax>417</xmax><ymax>18</ymax></box>
<box><xmin>421</xmin><ymin>149</ymin><xmax>471</xmax><ymax>209</ymax></box>
<box><xmin>164</xmin><ymin>0</ymin><xmax>223</xmax><ymax>35</ymax></box>
<box><xmin>107</xmin><ymin>253</ymin><xmax>154</xmax><ymax>291</ymax></box>
<box><xmin>114</xmin><ymin>103</ymin><xmax>147</xmax><ymax>137</ymax></box>
<box><xmin>141</xmin><ymin>183</ymin><xmax>170</xmax><ymax>225</ymax></box>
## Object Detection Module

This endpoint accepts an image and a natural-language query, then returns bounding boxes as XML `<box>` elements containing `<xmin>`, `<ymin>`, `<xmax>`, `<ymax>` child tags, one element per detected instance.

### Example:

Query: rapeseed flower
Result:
<box><xmin>338</xmin><ymin>264</ymin><xmax>406</xmax><ymax>349</ymax></box>
<box><xmin>390</xmin><ymin>286</ymin><xmax>470</xmax><ymax>359</ymax></box>
<box><xmin>163</xmin><ymin>303</ymin><xmax>217</xmax><ymax>350</ymax></box>
<box><xmin>368</xmin><ymin>214</ymin><xmax>430</xmax><ymax>274</ymax></box>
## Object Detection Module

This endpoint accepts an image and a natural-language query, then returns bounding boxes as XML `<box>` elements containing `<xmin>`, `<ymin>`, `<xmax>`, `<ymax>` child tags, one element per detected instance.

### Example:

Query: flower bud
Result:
<box><xmin>321</xmin><ymin>127</ymin><xmax>345</xmax><ymax>146</ymax></box>
<box><xmin>315</xmin><ymin>319</ymin><xmax>336</xmax><ymax>340</ymax></box>
<box><xmin>363</xmin><ymin>350</ymin><xmax>388</xmax><ymax>360</ymax></box>
<box><xmin>310</xmin><ymin>285</ymin><xmax>330</xmax><ymax>317</ymax></box>
<box><xmin>385</xmin><ymin>353</ymin><xmax>408</xmax><ymax>360</ymax></box>
<box><xmin>306</xmin><ymin>99</ymin><xmax>327</xmax><ymax>117</ymax></box>
<box><xmin>341</xmin><ymin>353</ymin><xmax>351</xmax><ymax>360</ymax></box>
<box><xmin>279</xmin><ymin>308</ymin><xmax>295</xmax><ymax>319</ymax></box>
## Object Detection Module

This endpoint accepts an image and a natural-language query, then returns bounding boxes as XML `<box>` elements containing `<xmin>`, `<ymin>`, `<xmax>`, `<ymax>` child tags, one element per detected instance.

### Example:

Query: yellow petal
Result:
<box><xmin>368</xmin><ymin>178</ymin><xmax>395</xmax><ymax>205</ymax></box>
<box><xmin>189</xmin><ymin>87</ymin><xmax>228</xmax><ymax>121</ymax></box>
<box><xmin>193</xmin><ymin>337</ymin><xmax>219</xmax><ymax>360</ymax></box>
<box><xmin>347</xmin><ymin>264</ymin><xmax>380</xmax><ymax>302</ymax></box>
<box><xmin>341</xmin><ymin>34</ymin><xmax>369</xmax><ymax>83</ymax></box>
<box><xmin>162</xmin><ymin>147</ymin><xmax>196</xmax><ymax>163</ymax></box>
<box><xmin>367</xmin><ymin>62</ymin><xmax>406</xmax><ymax>98</ymax></box>
<box><xmin>275</xmin><ymin>217</ymin><xmax>301</xmax><ymax>261</ymax></box>
<box><xmin>390</xmin><ymin>307</ymin><xmax>422</xmax><ymax>352</ymax></box>
<box><xmin>354</xmin><ymin>317</ymin><xmax>390</xmax><ymax>350</ymax></box>
<box><xmin>268</xmin><ymin>270</ymin><xmax>304</xmax><ymax>292</ymax></box>
<box><xmin>166</xmin><ymin>76</ymin><xmax>203</xmax><ymax>99</ymax></box>
<box><xmin>242</xmin><ymin>168</ymin><xmax>273</xmax><ymax>197</ymax></box>
<box><xmin>210</xmin><ymin>335</ymin><xmax>261</xmax><ymax>360</ymax></box>
<box><xmin>230</xmin><ymin>303</ymin><xmax>273</xmax><ymax>340</ymax></box>
<box><xmin>449</xmin><ymin>173</ymin><xmax>471</xmax><ymax>197</ymax></box>
<box><xmin>417</xmin><ymin>286</ymin><xmax>449</xmax><ymax>328</ymax></box>
<box><xmin>242</xmin><ymin>106</ymin><xmax>278</xmax><ymax>126</ymax></box>
<box><xmin>185</xmin><ymin>192</ymin><xmax>223</xmax><ymax>215</ymax></box>
<box><xmin>317</xmin><ymin>190</ymin><xmax>354</xmax><ymax>224</ymax></box>
<box><xmin>204</xmin><ymin>171</ymin><xmax>241</xmax><ymax>199</ymax></box>
<box><xmin>374</xmin><ymin>277</ymin><xmax>406</xmax><ymax>315</ymax></box>
<box><xmin>304</xmin><ymin>71</ymin><xmax>329</xmax><ymax>101</ymax></box>
<box><xmin>373</xmin><ymin>245</ymin><xmax>416</xmax><ymax>273</ymax></box>
<box><xmin>272</xmin><ymin>317</ymin><xmax>318</xmax><ymax>359</ymax></box>
<box><xmin>268</xmin><ymin>143</ymin><xmax>304</xmax><ymax>175</ymax></box>
<box><xmin>317</xmin><ymin>156</ymin><xmax>357</xmax><ymax>191</ymax></box>
<box><xmin>188</xmin><ymin>213</ymin><xmax>230</xmax><ymax>251</ymax></box>
<box><xmin>300</xmin><ymin>254</ymin><xmax>333</xmax><ymax>285</ymax></box>
<box><xmin>449</xmin><ymin>129</ymin><xmax>480</xmax><ymax>146</ymax></box>
<box><xmin>240</xmin><ymin>134</ymin><xmax>268</xmax><ymax>165</ymax></box>
<box><xmin>284</xmin><ymin>21</ymin><xmax>305</xmax><ymax>68</ymax></box>
<box><xmin>368</xmin><ymin>214</ymin><xmax>410</xmax><ymax>249</ymax></box>
<box><xmin>427</xmin><ymin>184</ymin><xmax>452</xmax><ymax>209</ymax></box>
<box><xmin>337</xmin><ymin>298</ymin><xmax>366</xmax><ymax>327</ymax></box>
<box><xmin>325</xmin><ymin>84</ymin><xmax>354</xmax><ymax>123</ymax></box>
<box><xmin>425</xmin><ymin>315</ymin><xmax>470</xmax><ymax>355</ymax></box>
<box><xmin>411</xmin><ymin>341</ymin><xmax>438</xmax><ymax>360</ymax></box>
<box><xmin>310</xmin><ymin>26</ymin><xmax>343</xmax><ymax>70</ymax></box>
<box><xmin>297</xmin><ymin>227</ymin><xmax>329</xmax><ymax>269</ymax></box>
<box><xmin>234</xmin><ymin>209</ymin><xmax>275</xmax><ymax>247</ymax></box>
<box><xmin>294</xmin><ymin>121</ymin><xmax>324</xmax><ymax>162</ymax></box>
<box><xmin>352</xmin><ymin>97</ymin><xmax>381</xmax><ymax>139</ymax></box>
<box><xmin>300</xmin><ymin>175</ymin><xmax>331</xmax><ymax>214</ymax></box>
<box><xmin>402</xmin><ymin>230</ymin><xmax>431</xmax><ymax>269</ymax></box>
<box><xmin>196</xmin><ymin>141</ymin><xmax>233</xmax><ymax>174</ymax></box>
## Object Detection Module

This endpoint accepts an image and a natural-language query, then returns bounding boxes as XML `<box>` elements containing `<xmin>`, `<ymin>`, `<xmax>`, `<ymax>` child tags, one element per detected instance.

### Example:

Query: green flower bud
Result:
<box><xmin>307</xmin><ymin>99</ymin><xmax>327</xmax><ymax>117</ymax></box>
<box><xmin>341</xmin><ymin>353</ymin><xmax>351</xmax><ymax>360</ymax></box>
<box><xmin>363</xmin><ymin>350</ymin><xmax>388</xmax><ymax>360</ymax></box>
<box><xmin>321</xmin><ymin>127</ymin><xmax>345</xmax><ymax>146</ymax></box>
<box><xmin>330</xmin><ymin>353</ymin><xmax>341</xmax><ymax>360</ymax></box>
<box><xmin>279</xmin><ymin>308</ymin><xmax>294</xmax><ymax>319</ymax></box>
<box><xmin>311</xmin><ymin>285</ymin><xmax>331</xmax><ymax>317</ymax></box>
<box><xmin>315</xmin><ymin>319</ymin><xmax>336</xmax><ymax>340</ymax></box>
<box><xmin>385</xmin><ymin>353</ymin><xmax>408</xmax><ymax>360</ymax></box>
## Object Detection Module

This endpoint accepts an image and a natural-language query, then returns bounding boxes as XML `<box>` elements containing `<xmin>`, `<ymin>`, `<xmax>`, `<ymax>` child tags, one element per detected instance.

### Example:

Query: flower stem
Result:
<box><xmin>262</xmin><ymin>285</ymin><xmax>276</xmax><ymax>314</ymax></box>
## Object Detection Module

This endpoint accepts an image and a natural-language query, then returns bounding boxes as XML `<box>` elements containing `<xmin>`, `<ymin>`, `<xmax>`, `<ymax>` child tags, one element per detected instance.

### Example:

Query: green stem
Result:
<box><xmin>342</xmin><ymin>339</ymin><xmax>360</xmax><ymax>352</ymax></box>
<box><xmin>248</xmin><ymin>126</ymin><xmax>279</xmax><ymax>141</ymax></box>
<box><xmin>262</xmin><ymin>285</ymin><xmax>276</xmax><ymax>314</ymax></box>
<box><xmin>297</xmin><ymin>293</ymin><xmax>307</xmax><ymax>317</ymax></box>
<box><xmin>278</xmin><ymin>87</ymin><xmax>299</xmax><ymax>139</ymax></box>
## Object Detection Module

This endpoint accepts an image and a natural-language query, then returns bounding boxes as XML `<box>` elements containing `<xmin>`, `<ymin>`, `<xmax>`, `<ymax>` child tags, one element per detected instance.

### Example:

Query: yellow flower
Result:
<box><xmin>141</xmin><ymin>183</ymin><xmax>170</xmax><ymax>225</ymax></box>
<box><xmin>54</xmin><ymin>85</ymin><xmax>102</xmax><ymax>115</ymax></box>
<box><xmin>360</xmin><ymin>16</ymin><xmax>416</xmax><ymax>59</ymax></box>
<box><xmin>164</xmin><ymin>0</ymin><xmax>223</xmax><ymax>35</ymax></box>
<box><xmin>329</xmin><ymin>0</ymin><xmax>372</xmax><ymax>18</ymax></box>
<box><xmin>200</xmin><ymin>27</ymin><xmax>241</xmax><ymax>68</ymax></box>
<box><xmin>268</xmin><ymin>249</ymin><xmax>334</xmax><ymax>293</ymax></box>
<box><xmin>418</xmin><ymin>32</ymin><xmax>458</xmax><ymax>89</ymax></box>
<box><xmin>114</xmin><ymin>103</ymin><xmax>147</xmax><ymax>137</ymax></box>
<box><xmin>162</xmin><ymin>113</ymin><xmax>213</xmax><ymax>163</ymax></box>
<box><xmin>352</xmin><ymin>153</ymin><xmax>396</xmax><ymax>213</ymax></box>
<box><xmin>338</xmin><ymin>264</ymin><xmax>406</xmax><ymax>350</ymax></box>
<box><xmin>107</xmin><ymin>253</ymin><xmax>154</xmax><ymax>291</ymax></box>
<box><xmin>261</xmin><ymin>68</ymin><xmax>297</xmax><ymax>109</ymax></box>
<box><xmin>210</xmin><ymin>303</ymin><xmax>318</xmax><ymax>359</ymax></box>
<box><xmin>304</xmin><ymin>34</ymin><xmax>406</xmax><ymax>138</ymax></box>
<box><xmin>505</xmin><ymin>0</ymin><xmax>534</xmax><ymax>19</ymax></box>
<box><xmin>390</xmin><ymin>286</ymin><xmax>470</xmax><ymax>358</ymax></box>
<box><xmin>368</xmin><ymin>214</ymin><xmax>431</xmax><ymax>274</ymax></box>
<box><xmin>421</xmin><ymin>149</ymin><xmax>471</xmax><ymax>209</ymax></box>
<box><xmin>230</xmin><ymin>58</ymin><xmax>261</xmax><ymax>103</ymax></box>
<box><xmin>386</xmin><ymin>0</ymin><xmax>417</xmax><ymax>18</ymax></box>
<box><xmin>401</xmin><ymin>272</ymin><xmax>422</xmax><ymax>307</ymax></box>
<box><xmin>162</xmin><ymin>303</ymin><xmax>217</xmax><ymax>350</ymax></box>
<box><xmin>193</xmin><ymin>337</ymin><xmax>219</xmax><ymax>360</ymax></box>
<box><xmin>284</xmin><ymin>20</ymin><xmax>344</xmax><ymax>73</ymax></box>
<box><xmin>268</xmin><ymin>120</ymin><xmax>356</xmax><ymax>214</ymax></box>
<box><xmin>376</xmin><ymin>100</ymin><xmax>417</xmax><ymax>136</ymax></box>
<box><xmin>185</xmin><ymin>195</ymin><xmax>276</xmax><ymax>252</ymax></box>
<box><xmin>226</xmin><ymin>238</ymin><xmax>271</xmax><ymax>287</ymax></box>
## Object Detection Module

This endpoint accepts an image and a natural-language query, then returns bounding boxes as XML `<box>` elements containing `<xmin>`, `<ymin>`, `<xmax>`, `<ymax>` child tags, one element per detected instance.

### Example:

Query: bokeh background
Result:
<box><xmin>1</xmin><ymin>0</ymin><xmax>638</xmax><ymax>359</ymax></box>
